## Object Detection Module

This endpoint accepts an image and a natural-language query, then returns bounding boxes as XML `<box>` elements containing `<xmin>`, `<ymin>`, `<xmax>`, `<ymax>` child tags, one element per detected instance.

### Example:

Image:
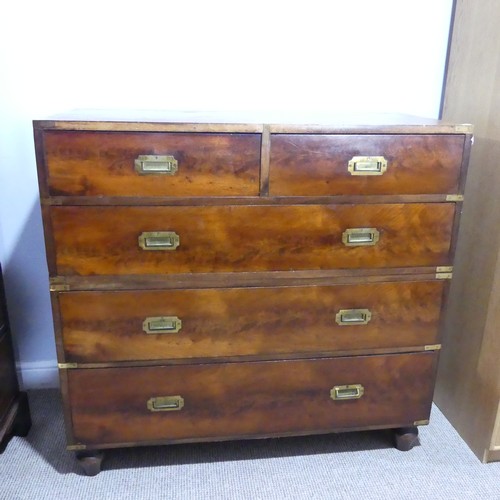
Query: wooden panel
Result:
<box><xmin>33</xmin><ymin>110</ymin><xmax>472</xmax><ymax>134</ymax></box>
<box><xmin>0</xmin><ymin>266</ymin><xmax>6</xmax><ymax>331</ymax></box>
<box><xmin>0</xmin><ymin>267</ymin><xmax>17</xmax><ymax>418</ymax></box>
<box><xmin>68</xmin><ymin>352</ymin><xmax>437</xmax><ymax>445</ymax></box>
<box><xmin>434</xmin><ymin>0</ymin><xmax>500</xmax><ymax>463</ymax></box>
<box><xmin>0</xmin><ymin>298</ymin><xmax>5</xmax><ymax>330</ymax></box>
<box><xmin>269</xmin><ymin>134</ymin><xmax>464</xmax><ymax>196</ymax></box>
<box><xmin>43</xmin><ymin>131</ymin><xmax>261</xmax><ymax>197</ymax></box>
<box><xmin>492</xmin><ymin>402</ymin><xmax>500</xmax><ymax>448</ymax></box>
<box><xmin>50</xmin><ymin>269</ymin><xmax>441</xmax><ymax>292</ymax></box>
<box><xmin>59</xmin><ymin>281</ymin><xmax>445</xmax><ymax>363</ymax></box>
<box><xmin>0</xmin><ymin>335</ymin><xmax>17</xmax><ymax>418</ymax></box>
<box><xmin>50</xmin><ymin>204</ymin><xmax>455</xmax><ymax>276</ymax></box>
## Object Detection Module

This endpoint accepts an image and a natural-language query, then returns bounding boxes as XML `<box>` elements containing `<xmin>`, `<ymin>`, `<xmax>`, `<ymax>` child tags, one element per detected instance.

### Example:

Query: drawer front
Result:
<box><xmin>269</xmin><ymin>134</ymin><xmax>464</xmax><ymax>196</ymax></box>
<box><xmin>50</xmin><ymin>203</ymin><xmax>455</xmax><ymax>275</ymax></box>
<box><xmin>59</xmin><ymin>281</ymin><xmax>445</xmax><ymax>363</ymax></box>
<box><xmin>43</xmin><ymin>131</ymin><xmax>261</xmax><ymax>197</ymax></box>
<box><xmin>68</xmin><ymin>352</ymin><xmax>437</xmax><ymax>445</ymax></box>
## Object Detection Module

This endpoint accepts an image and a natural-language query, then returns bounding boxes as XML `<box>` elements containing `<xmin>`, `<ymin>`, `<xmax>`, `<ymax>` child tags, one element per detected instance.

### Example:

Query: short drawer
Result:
<box><xmin>269</xmin><ymin>134</ymin><xmax>464</xmax><ymax>196</ymax></box>
<box><xmin>42</xmin><ymin>131</ymin><xmax>261</xmax><ymax>197</ymax></box>
<box><xmin>59</xmin><ymin>281</ymin><xmax>445</xmax><ymax>363</ymax></box>
<box><xmin>68</xmin><ymin>352</ymin><xmax>437</xmax><ymax>445</ymax></box>
<box><xmin>50</xmin><ymin>203</ymin><xmax>455</xmax><ymax>275</ymax></box>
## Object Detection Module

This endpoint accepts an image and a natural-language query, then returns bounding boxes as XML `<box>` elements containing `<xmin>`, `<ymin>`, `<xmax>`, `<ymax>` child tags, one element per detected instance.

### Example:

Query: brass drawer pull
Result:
<box><xmin>138</xmin><ymin>231</ymin><xmax>180</xmax><ymax>251</ymax></box>
<box><xmin>330</xmin><ymin>384</ymin><xmax>364</xmax><ymax>401</ymax></box>
<box><xmin>342</xmin><ymin>228</ymin><xmax>380</xmax><ymax>246</ymax></box>
<box><xmin>135</xmin><ymin>155</ymin><xmax>178</xmax><ymax>175</ymax></box>
<box><xmin>143</xmin><ymin>316</ymin><xmax>182</xmax><ymax>334</ymax></box>
<box><xmin>348</xmin><ymin>156</ymin><xmax>387</xmax><ymax>175</ymax></box>
<box><xmin>147</xmin><ymin>395</ymin><xmax>184</xmax><ymax>412</ymax></box>
<box><xmin>335</xmin><ymin>309</ymin><xmax>372</xmax><ymax>326</ymax></box>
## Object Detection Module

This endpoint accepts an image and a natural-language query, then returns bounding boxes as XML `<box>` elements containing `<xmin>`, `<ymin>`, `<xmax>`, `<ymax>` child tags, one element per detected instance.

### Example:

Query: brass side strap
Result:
<box><xmin>424</xmin><ymin>344</ymin><xmax>442</xmax><ymax>351</ymax></box>
<box><xmin>58</xmin><ymin>363</ymin><xmax>78</xmax><ymax>369</ymax></box>
<box><xmin>436</xmin><ymin>273</ymin><xmax>453</xmax><ymax>280</ymax></box>
<box><xmin>67</xmin><ymin>444</ymin><xmax>87</xmax><ymax>451</ymax></box>
<box><xmin>446</xmin><ymin>194</ymin><xmax>464</xmax><ymax>202</ymax></box>
<box><xmin>436</xmin><ymin>266</ymin><xmax>453</xmax><ymax>273</ymax></box>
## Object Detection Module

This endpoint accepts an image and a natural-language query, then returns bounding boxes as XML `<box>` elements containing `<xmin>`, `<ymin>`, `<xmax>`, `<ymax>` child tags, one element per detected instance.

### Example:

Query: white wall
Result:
<box><xmin>0</xmin><ymin>0</ymin><xmax>454</xmax><ymax>388</ymax></box>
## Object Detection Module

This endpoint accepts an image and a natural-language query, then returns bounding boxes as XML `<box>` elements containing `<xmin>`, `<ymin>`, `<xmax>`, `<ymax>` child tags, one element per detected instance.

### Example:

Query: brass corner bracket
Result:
<box><xmin>413</xmin><ymin>419</ymin><xmax>430</xmax><ymax>426</ymax></box>
<box><xmin>49</xmin><ymin>278</ymin><xmax>70</xmax><ymax>292</ymax></box>
<box><xmin>67</xmin><ymin>444</ymin><xmax>87</xmax><ymax>451</ymax></box>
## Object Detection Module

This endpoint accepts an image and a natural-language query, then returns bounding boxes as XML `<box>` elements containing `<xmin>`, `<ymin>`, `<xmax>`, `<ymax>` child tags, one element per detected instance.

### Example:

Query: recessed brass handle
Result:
<box><xmin>135</xmin><ymin>155</ymin><xmax>178</xmax><ymax>175</ymax></box>
<box><xmin>147</xmin><ymin>395</ymin><xmax>184</xmax><ymax>412</ymax></box>
<box><xmin>138</xmin><ymin>231</ymin><xmax>180</xmax><ymax>251</ymax></box>
<box><xmin>342</xmin><ymin>228</ymin><xmax>380</xmax><ymax>246</ymax></box>
<box><xmin>143</xmin><ymin>316</ymin><xmax>182</xmax><ymax>334</ymax></box>
<box><xmin>348</xmin><ymin>156</ymin><xmax>387</xmax><ymax>175</ymax></box>
<box><xmin>335</xmin><ymin>309</ymin><xmax>372</xmax><ymax>326</ymax></box>
<box><xmin>330</xmin><ymin>384</ymin><xmax>364</xmax><ymax>400</ymax></box>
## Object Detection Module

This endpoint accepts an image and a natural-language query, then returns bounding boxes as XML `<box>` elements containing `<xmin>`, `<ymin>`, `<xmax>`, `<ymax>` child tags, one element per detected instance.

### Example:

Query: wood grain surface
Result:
<box><xmin>49</xmin><ymin>203</ymin><xmax>455</xmax><ymax>275</ymax></box>
<box><xmin>43</xmin><ymin>131</ymin><xmax>261</xmax><ymax>197</ymax></box>
<box><xmin>269</xmin><ymin>134</ymin><xmax>464</xmax><ymax>196</ymax></box>
<box><xmin>68</xmin><ymin>352</ymin><xmax>437</xmax><ymax>445</ymax></box>
<box><xmin>59</xmin><ymin>281</ymin><xmax>445</xmax><ymax>363</ymax></box>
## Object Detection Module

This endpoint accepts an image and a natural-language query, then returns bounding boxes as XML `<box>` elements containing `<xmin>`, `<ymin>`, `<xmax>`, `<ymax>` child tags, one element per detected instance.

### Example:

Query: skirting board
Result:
<box><xmin>17</xmin><ymin>361</ymin><xmax>59</xmax><ymax>390</ymax></box>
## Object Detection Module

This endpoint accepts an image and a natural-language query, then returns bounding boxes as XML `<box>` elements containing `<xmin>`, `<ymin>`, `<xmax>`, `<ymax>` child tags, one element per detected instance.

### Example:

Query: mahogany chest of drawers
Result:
<box><xmin>0</xmin><ymin>264</ymin><xmax>31</xmax><ymax>452</ymax></box>
<box><xmin>34</xmin><ymin>112</ymin><xmax>472</xmax><ymax>475</ymax></box>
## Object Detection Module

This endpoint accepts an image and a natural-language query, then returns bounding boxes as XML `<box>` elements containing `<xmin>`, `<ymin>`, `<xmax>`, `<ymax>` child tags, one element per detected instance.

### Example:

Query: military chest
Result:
<box><xmin>33</xmin><ymin>111</ymin><xmax>472</xmax><ymax>475</ymax></box>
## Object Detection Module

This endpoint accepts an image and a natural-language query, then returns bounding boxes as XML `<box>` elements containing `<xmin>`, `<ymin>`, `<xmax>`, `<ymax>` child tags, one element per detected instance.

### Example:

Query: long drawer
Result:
<box><xmin>42</xmin><ymin>131</ymin><xmax>261</xmax><ymax>197</ymax></box>
<box><xmin>68</xmin><ymin>352</ymin><xmax>437</xmax><ymax>446</ymax></box>
<box><xmin>269</xmin><ymin>134</ymin><xmax>464</xmax><ymax>196</ymax></box>
<box><xmin>50</xmin><ymin>203</ymin><xmax>455</xmax><ymax>275</ymax></box>
<box><xmin>59</xmin><ymin>281</ymin><xmax>445</xmax><ymax>363</ymax></box>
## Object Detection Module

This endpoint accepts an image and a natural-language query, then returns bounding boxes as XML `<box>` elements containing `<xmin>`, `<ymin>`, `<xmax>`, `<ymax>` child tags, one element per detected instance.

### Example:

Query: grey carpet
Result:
<box><xmin>1</xmin><ymin>390</ymin><xmax>499</xmax><ymax>500</ymax></box>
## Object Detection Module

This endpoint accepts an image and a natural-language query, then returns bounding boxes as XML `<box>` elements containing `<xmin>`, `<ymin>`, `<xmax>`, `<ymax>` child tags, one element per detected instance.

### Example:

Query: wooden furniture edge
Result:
<box><xmin>48</xmin><ymin>269</ymin><xmax>450</xmax><ymax>291</ymax></box>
